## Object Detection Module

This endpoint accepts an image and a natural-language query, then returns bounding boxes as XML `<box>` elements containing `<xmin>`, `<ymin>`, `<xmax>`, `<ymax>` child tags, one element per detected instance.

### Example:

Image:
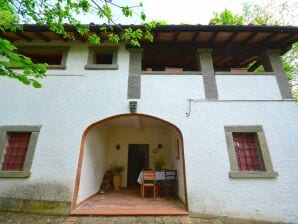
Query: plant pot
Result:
<box><xmin>230</xmin><ymin>68</ymin><xmax>248</xmax><ymax>73</ymax></box>
<box><xmin>113</xmin><ymin>174</ymin><xmax>122</xmax><ymax>191</ymax></box>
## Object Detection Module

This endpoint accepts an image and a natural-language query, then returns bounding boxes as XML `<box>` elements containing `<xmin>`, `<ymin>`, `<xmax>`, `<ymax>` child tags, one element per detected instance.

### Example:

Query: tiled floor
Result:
<box><xmin>71</xmin><ymin>188</ymin><xmax>188</xmax><ymax>215</ymax></box>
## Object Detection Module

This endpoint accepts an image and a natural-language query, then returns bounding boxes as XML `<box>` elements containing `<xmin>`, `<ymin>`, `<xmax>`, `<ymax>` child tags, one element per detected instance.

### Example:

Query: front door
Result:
<box><xmin>127</xmin><ymin>144</ymin><xmax>149</xmax><ymax>187</ymax></box>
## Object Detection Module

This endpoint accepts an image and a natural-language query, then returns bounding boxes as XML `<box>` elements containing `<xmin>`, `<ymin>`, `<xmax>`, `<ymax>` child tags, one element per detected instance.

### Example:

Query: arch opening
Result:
<box><xmin>72</xmin><ymin>113</ymin><xmax>188</xmax><ymax>215</ymax></box>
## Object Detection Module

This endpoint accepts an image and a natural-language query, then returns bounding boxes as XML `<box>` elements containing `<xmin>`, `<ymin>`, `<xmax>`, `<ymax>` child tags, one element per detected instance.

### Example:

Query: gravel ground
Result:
<box><xmin>0</xmin><ymin>212</ymin><xmax>224</xmax><ymax>224</ymax></box>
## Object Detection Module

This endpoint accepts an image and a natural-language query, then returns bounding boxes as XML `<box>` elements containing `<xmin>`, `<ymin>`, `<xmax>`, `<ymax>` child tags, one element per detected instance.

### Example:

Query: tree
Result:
<box><xmin>209</xmin><ymin>0</ymin><xmax>298</xmax><ymax>82</ymax></box>
<box><xmin>0</xmin><ymin>0</ymin><xmax>157</xmax><ymax>88</ymax></box>
<box><xmin>209</xmin><ymin>9</ymin><xmax>244</xmax><ymax>25</ymax></box>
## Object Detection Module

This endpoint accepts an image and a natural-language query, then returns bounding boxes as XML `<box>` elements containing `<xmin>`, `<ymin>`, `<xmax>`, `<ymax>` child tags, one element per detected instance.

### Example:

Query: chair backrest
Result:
<box><xmin>142</xmin><ymin>170</ymin><xmax>156</xmax><ymax>184</ymax></box>
<box><xmin>165</xmin><ymin>170</ymin><xmax>177</xmax><ymax>180</ymax></box>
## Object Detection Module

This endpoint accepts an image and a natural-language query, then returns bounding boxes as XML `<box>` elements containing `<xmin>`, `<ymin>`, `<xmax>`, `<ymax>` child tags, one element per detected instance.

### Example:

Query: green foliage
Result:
<box><xmin>0</xmin><ymin>38</ymin><xmax>46</xmax><ymax>88</ymax></box>
<box><xmin>293</xmin><ymin>91</ymin><xmax>298</xmax><ymax>102</ymax></box>
<box><xmin>151</xmin><ymin>154</ymin><xmax>166</xmax><ymax>170</ymax></box>
<box><xmin>209</xmin><ymin>1</ymin><xmax>297</xmax><ymax>83</ymax></box>
<box><xmin>109</xmin><ymin>162</ymin><xmax>124</xmax><ymax>175</ymax></box>
<box><xmin>0</xmin><ymin>0</ymin><xmax>156</xmax><ymax>88</ymax></box>
<box><xmin>209</xmin><ymin>9</ymin><xmax>244</xmax><ymax>25</ymax></box>
<box><xmin>241</xmin><ymin>1</ymin><xmax>297</xmax><ymax>81</ymax></box>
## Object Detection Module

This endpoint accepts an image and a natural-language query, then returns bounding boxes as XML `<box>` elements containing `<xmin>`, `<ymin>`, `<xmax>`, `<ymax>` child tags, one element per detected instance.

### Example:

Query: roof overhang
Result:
<box><xmin>2</xmin><ymin>24</ymin><xmax>298</xmax><ymax>70</ymax></box>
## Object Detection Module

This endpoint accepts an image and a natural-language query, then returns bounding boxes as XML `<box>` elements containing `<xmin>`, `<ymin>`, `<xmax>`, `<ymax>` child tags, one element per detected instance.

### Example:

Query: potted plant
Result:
<box><xmin>109</xmin><ymin>162</ymin><xmax>124</xmax><ymax>191</ymax></box>
<box><xmin>152</xmin><ymin>155</ymin><xmax>166</xmax><ymax>171</ymax></box>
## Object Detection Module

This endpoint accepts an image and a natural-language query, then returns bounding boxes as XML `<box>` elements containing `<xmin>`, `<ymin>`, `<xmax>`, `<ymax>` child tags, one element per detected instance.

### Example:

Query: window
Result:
<box><xmin>17</xmin><ymin>46</ymin><xmax>69</xmax><ymax>69</ymax></box>
<box><xmin>0</xmin><ymin>126</ymin><xmax>41</xmax><ymax>178</ymax></box>
<box><xmin>85</xmin><ymin>46</ymin><xmax>119</xmax><ymax>70</ymax></box>
<box><xmin>224</xmin><ymin>126</ymin><xmax>278</xmax><ymax>178</ymax></box>
<box><xmin>2</xmin><ymin>132</ymin><xmax>31</xmax><ymax>171</ymax></box>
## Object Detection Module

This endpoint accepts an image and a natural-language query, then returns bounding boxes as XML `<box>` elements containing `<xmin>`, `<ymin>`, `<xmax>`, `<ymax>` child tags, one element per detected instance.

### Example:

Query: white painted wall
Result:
<box><xmin>107</xmin><ymin>127</ymin><xmax>175</xmax><ymax>187</ymax></box>
<box><xmin>0</xmin><ymin>42</ymin><xmax>130</xmax><ymax>202</ymax></box>
<box><xmin>0</xmin><ymin>41</ymin><xmax>297</xmax><ymax>222</ymax></box>
<box><xmin>139</xmin><ymin>98</ymin><xmax>298</xmax><ymax>223</ymax></box>
<box><xmin>77</xmin><ymin>125</ymin><xmax>108</xmax><ymax>204</ymax></box>
<box><xmin>141</xmin><ymin>75</ymin><xmax>205</xmax><ymax>101</ymax></box>
<box><xmin>216</xmin><ymin>75</ymin><xmax>282</xmax><ymax>100</ymax></box>
<box><xmin>167</xmin><ymin>128</ymin><xmax>185</xmax><ymax>202</ymax></box>
<box><xmin>77</xmin><ymin>124</ymin><xmax>186</xmax><ymax>204</ymax></box>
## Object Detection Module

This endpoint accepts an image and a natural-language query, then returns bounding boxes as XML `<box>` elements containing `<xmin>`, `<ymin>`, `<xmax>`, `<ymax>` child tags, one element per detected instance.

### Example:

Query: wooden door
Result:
<box><xmin>127</xmin><ymin>144</ymin><xmax>149</xmax><ymax>186</ymax></box>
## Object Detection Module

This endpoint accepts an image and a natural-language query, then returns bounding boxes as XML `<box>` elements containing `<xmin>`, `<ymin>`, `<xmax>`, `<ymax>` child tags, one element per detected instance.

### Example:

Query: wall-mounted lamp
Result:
<box><xmin>129</xmin><ymin>101</ymin><xmax>137</xmax><ymax>113</ymax></box>
<box><xmin>116</xmin><ymin>144</ymin><xmax>120</xmax><ymax>150</ymax></box>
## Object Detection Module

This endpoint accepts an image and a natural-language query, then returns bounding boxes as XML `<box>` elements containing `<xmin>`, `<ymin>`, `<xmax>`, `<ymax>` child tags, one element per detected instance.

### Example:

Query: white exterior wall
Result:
<box><xmin>78</xmin><ymin>125</ymin><xmax>108</xmax><ymax>203</ymax></box>
<box><xmin>107</xmin><ymin>128</ymin><xmax>173</xmax><ymax>187</ymax></box>
<box><xmin>167</xmin><ymin>129</ymin><xmax>185</xmax><ymax>202</ymax></box>
<box><xmin>0</xmin><ymin>41</ymin><xmax>297</xmax><ymax>222</ymax></box>
<box><xmin>216</xmin><ymin>75</ymin><xmax>282</xmax><ymax>100</ymax></box>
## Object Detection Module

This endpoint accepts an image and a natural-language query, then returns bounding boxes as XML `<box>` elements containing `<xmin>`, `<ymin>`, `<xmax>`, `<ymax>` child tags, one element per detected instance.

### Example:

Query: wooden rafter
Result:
<box><xmin>34</xmin><ymin>32</ymin><xmax>51</xmax><ymax>42</ymax></box>
<box><xmin>191</xmin><ymin>32</ymin><xmax>200</xmax><ymax>42</ymax></box>
<box><xmin>223</xmin><ymin>32</ymin><xmax>239</xmax><ymax>45</ymax></box>
<box><xmin>218</xmin><ymin>56</ymin><xmax>237</xmax><ymax>66</ymax></box>
<box><xmin>258</xmin><ymin>33</ymin><xmax>278</xmax><ymax>45</ymax></box>
<box><xmin>16</xmin><ymin>32</ymin><xmax>32</xmax><ymax>41</ymax></box>
<box><xmin>48</xmin><ymin>32</ymin><xmax>69</xmax><ymax>42</ymax></box>
<box><xmin>227</xmin><ymin>56</ymin><xmax>247</xmax><ymax>67</ymax></box>
<box><xmin>206</xmin><ymin>32</ymin><xmax>218</xmax><ymax>45</ymax></box>
<box><xmin>72</xmin><ymin>31</ymin><xmax>85</xmax><ymax>42</ymax></box>
<box><xmin>172</xmin><ymin>32</ymin><xmax>179</xmax><ymax>42</ymax></box>
<box><xmin>276</xmin><ymin>33</ymin><xmax>296</xmax><ymax>46</ymax></box>
<box><xmin>240</xmin><ymin>32</ymin><xmax>258</xmax><ymax>45</ymax></box>
<box><xmin>0</xmin><ymin>33</ymin><xmax>14</xmax><ymax>42</ymax></box>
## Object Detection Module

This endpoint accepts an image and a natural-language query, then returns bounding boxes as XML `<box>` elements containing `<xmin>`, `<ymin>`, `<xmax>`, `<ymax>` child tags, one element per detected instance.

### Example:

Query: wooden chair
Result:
<box><xmin>164</xmin><ymin>170</ymin><xmax>177</xmax><ymax>199</ymax></box>
<box><xmin>141</xmin><ymin>170</ymin><xmax>156</xmax><ymax>200</ymax></box>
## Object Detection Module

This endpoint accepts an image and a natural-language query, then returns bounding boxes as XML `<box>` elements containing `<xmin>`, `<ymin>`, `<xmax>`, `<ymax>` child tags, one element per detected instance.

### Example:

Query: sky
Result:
<box><xmin>142</xmin><ymin>0</ymin><xmax>243</xmax><ymax>24</ymax></box>
<box><xmin>82</xmin><ymin>0</ymin><xmax>297</xmax><ymax>25</ymax></box>
<box><xmin>140</xmin><ymin>0</ymin><xmax>265</xmax><ymax>24</ymax></box>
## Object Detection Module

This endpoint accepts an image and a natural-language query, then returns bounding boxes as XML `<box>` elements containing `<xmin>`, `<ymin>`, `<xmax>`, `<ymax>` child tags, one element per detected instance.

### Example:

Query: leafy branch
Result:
<box><xmin>0</xmin><ymin>0</ymin><xmax>158</xmax><ymax>88</ymax></box>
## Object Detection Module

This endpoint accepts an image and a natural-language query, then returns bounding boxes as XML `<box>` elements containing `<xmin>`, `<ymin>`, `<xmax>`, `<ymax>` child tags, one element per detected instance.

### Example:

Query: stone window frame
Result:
<box><xmin>0</xmin><ymin>125</ymin><xmax>41</xmax><ymax>178</ymax></box>
<box><xmin>224</xmin><ymin>125</ymin><xmax>278</xmax><ymax>179</ymax></box>
<box><xmin>14</xmin><ymin>46</ymin><xmax>69</xmax><ymax>69</ymax></box>
<box><xmin>85</xmin><ymin>46</ymin><xmax>119</xmax><ymax>70</ymax></box>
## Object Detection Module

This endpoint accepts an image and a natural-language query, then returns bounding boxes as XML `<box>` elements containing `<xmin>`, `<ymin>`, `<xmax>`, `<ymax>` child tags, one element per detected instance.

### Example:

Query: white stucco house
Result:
<box><xmin>0</xmin><ymin>24</ymin><xmax>298</xmax><ymax>223</ymax></box>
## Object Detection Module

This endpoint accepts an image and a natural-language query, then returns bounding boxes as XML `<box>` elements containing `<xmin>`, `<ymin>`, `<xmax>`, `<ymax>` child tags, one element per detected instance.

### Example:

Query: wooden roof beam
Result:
<box><xmin>54</xmin><ymin>33</ymin><xmax>69</xmax><ymax>42</ymax></box>
<box><xmin>34</xmin><ymin>32</ymin><xmax>51</xmax><ymax>42</ymax></box>
<box><xmin>276</xmin><ymin>33</ymin><xmax>296</xmax><ymax>46</ymax></box>
<box><xmin>191</xmin><ymin>32</ymin><xmax>200</xmax><ymax>42</ymax></box>
<box><xmin>15</xmin><ymin>32</ymin><xmax>32</xmax><ymax>42</ymax></box>
<box><xmin>72</xmin><ymin>31</ymin><xmax>85</xmax><ymax>42</ymax></box>
<box><xmin>0</xmin><ymin>33</ymin><xmax>15</xmax><ymax>42</ymax></box>
<box><xmin>240</xmin><ymin>31</ymin><xmax>258</xmax><ymax>45</ymax></box>
<box><xmin>206</xmin><ymin>32</ymin><xmax>219</xmax><ymax>45</ymax></box>
<box><xmin>258</xmin><ymin>33</ymin><xmax>278</xmax><ymax>45</ymax></box>
<box><xmin>172</xmin><ymin>32</ymin><xmax>179</xmax><ymax>42</ymax></box>
<box><xmin>223</xmin><ymin>32</ymin><xmax>239</xmax><ymax>45</ymax></box>
<box><xmin>227</xmin><ymin>56</ymin><xmax>247</xmax><ymax>67</ymax></box>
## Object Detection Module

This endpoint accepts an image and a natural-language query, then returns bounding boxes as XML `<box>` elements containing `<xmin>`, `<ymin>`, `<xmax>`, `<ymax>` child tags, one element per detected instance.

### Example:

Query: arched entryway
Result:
<box><xmin>72</xmin><ymin>114</ymin><xmax>188</xmax><ymax>215</ymax></box>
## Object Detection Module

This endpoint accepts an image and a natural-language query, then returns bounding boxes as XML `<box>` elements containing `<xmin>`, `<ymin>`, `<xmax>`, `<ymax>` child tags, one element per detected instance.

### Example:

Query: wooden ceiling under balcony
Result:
<box><xmin>2</xmin><ymin>24</ymin><xmax>298</xmax><ymax>71</ymax></box>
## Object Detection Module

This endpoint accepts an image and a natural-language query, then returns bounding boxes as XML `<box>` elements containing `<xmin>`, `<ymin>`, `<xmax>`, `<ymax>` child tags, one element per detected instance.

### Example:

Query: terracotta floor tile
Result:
<box><xmin>71</xmin><ymin>188</ymin><xmax>188</xmax><ymax>215</ymax></box>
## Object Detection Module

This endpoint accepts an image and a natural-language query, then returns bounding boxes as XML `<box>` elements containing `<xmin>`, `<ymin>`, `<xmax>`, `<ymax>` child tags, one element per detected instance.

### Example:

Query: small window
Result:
<box><xmin>85</xmin><ymin>46</ymin><xmax>119</xmax><ymax>70</ymax></box>
<box><xmin>20</xmin><ymin>52</ymin><xmax>63</xmax><ymax>65</ymax></box>
<box><xmin>2</xmin><ymin>132</ymin><xmax>31</xmax><ymax>171</ymax></box>
<box><xmin>0</xmin><ymin>126</ymin><xmax>41</xmax><ymax>178</ymax></box>
<box><xmin>232</xmin><ymin>133</ymin><xmax>263</xmax><ymax>172</ymax></box>
<box><xmin>224</xmin><ymin>126</ymin><xmax>278</xmax><ymax>178</ymax></box>
<box><xmin>95</xmin><ymin>52</ymin><xmax>113</xmax><ymax>64</ymax></box>
<box><xmin>17</xmin><ymin>46</ymin><xmax>69</xmax><ymax>69</ymax></box>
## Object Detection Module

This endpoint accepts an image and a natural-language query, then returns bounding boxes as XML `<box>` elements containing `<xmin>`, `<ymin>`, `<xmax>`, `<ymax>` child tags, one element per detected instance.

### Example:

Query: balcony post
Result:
<box><xmin>127</xmin><ymin>48</ymin><xmax>143</xmax><ymax>99</ymax></box>
<box><xmin>261</xmin><ymin>49</ymin><xmax>293</xmax><ymax>99</ymax></box>
<box><xmin>195</xmin><ymin>48</ymin><xmax>218</xmax><ymax>100</ymax></box>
